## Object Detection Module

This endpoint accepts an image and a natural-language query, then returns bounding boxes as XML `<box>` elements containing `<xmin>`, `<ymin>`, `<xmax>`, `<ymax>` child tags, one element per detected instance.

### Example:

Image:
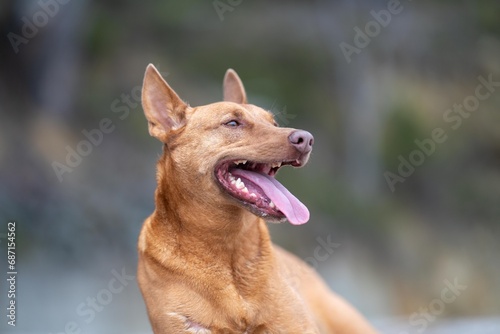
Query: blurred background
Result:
<box><xmin>1</xmin><ymin>0</ymin><xmax>500</xmax><ymax>333</ymax></box>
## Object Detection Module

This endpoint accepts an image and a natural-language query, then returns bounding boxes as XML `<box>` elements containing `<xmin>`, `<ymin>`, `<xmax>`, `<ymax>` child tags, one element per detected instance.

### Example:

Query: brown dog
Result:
<box><xmin>137</xmin><ymin>64</ymin><xmax>379</xmax><ymax>334</ymax></box>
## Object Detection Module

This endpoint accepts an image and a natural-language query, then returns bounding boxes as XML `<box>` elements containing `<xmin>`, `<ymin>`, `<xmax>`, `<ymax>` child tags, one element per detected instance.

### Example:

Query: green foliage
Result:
<box><xmin>381</xmin><ymin>103</ymin><xmax>427</xmax><ymax>172</ymax></box>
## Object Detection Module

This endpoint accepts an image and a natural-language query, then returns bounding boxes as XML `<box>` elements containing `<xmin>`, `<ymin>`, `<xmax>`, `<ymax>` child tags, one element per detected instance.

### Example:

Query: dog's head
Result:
<box><xmin>141</xmin><ymin>64</ymin><xmax>313</xmax><ymax>225</ymax></box>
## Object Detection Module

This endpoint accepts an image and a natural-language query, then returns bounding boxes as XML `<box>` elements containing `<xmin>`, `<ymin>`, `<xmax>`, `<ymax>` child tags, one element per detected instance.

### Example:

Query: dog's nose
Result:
<box><xmin>288</xmin><ymin>130</ymin><xmax>314</xmax><ymax>154</ymax></box>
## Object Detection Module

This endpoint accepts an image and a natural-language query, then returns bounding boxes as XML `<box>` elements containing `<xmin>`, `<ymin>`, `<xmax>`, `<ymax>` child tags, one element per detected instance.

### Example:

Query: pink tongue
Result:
<box><xmin>231</xmin><ymin>169</ymin><xmax>310</xmax><ymax>225</ymax></box>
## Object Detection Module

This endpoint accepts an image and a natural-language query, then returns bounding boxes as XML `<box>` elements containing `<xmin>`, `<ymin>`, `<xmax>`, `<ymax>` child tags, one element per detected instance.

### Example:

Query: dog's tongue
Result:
<box><xmin>231</xmin><ymin>169</ymin><xmax>310</xmax><ymax>225</ymax></box>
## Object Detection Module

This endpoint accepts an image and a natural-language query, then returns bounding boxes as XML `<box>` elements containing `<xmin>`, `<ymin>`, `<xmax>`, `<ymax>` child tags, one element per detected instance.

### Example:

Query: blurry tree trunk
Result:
<box><xmin>337</xmin><ymin>54</ymin><xmax>382</xmax><ymax>199</ymax></box>
<box><xmin>314</xmin><ymin>0</ymin><xmax>383</xmax><ymax>200</ymax></box>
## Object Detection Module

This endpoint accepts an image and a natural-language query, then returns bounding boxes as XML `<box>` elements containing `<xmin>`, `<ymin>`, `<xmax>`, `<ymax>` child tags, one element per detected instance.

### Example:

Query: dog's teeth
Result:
<box><xmin>242</xmin><ymin>187</ymin><xmax>249</xmax><ymax>193</ymax></box>
<box><xmin>296</xmin><ymin>160</ymin><xmax>300</xmax><ymax>165</ymax></box>
<box><xmin>233</xmin><ymin>160</ymin><xmax>247</xmax><ymax>165</ymax></box>
<box><xmin>236</xmin><ymin>178</ymin><xmax>245</xmax><ymax>189</ymax></box>
<box><xmin>269</xmin><ymin>201</ymin><xmax>276</xmax><ymax>208</ymax></box>
<box><xmin>250</xmin><ymin>193</ymin><xmax>257</xmax><ymax>198</ymax></box>
<box><xmin>271</xmin><ymin>162</ymin><xmax>282</xmax><ymax>168</ymax></box>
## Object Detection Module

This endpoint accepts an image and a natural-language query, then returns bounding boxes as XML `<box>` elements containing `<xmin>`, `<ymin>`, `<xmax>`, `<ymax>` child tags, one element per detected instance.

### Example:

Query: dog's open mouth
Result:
<box><xmin>215</xmin><ymin>159</ymin><xmax>310</xmax><ymax>225</ymax></box>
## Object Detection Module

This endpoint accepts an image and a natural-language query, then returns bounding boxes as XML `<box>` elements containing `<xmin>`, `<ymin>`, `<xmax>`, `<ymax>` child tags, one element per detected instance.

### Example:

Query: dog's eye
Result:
<box><xmin>225</xmin><ymin>120</ymin><xmax>240</xmax><ymax>127</ymax></box>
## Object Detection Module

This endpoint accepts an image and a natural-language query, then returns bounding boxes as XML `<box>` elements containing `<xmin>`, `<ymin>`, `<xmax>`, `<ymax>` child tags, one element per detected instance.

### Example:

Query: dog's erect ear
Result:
<box><xmin>223</xmin><ymin>69</ymin><xmax>247</xmax><ymax>104</ymax></box>
<box><xmin>142</xmin><ymin>64</ymin><xmax>188</xmax><ymax>142</ymax></box>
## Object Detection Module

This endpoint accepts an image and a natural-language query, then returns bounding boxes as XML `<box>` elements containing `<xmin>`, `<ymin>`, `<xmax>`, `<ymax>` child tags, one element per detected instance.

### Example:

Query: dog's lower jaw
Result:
<box><xmin>229</xmin><ymin>195</ymin><xmax>288</xmax><ymax>224</ymax></box>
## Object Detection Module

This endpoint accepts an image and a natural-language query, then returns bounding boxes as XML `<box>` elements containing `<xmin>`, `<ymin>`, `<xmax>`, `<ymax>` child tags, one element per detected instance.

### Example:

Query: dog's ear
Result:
<box><xmin>223</xmin><ymin>69</ymin><xmax>247</xmax><ymax>104</ymax></box>
<box><xmin>142</xmin><ymin>64</ymin><xmax>188</xmax><ymax>142</ymax></box>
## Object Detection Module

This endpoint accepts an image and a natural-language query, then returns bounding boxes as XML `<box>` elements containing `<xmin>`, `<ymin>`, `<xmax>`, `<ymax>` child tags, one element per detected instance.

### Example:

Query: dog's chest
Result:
<box><xmin>179</xmin><ymin>287</ymin><xmax>313</xmax><ymax>333</ymax></box>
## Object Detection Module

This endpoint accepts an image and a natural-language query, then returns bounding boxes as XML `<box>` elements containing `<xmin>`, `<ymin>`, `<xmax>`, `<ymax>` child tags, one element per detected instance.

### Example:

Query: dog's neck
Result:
<box><xmin>153</xmin><ymin>152</ymin><xmax>256</xmax><ymax>236</ymax></box>
<box><xmin>148</xmin><ymin>153</ymin><xmax>274</xmax><ymax>284</ymax></box>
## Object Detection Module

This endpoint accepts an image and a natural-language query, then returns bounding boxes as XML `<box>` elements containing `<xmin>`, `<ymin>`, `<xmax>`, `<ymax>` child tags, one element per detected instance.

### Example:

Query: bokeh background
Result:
<box><xmin>1</xmin><ymin>0</ymin><xmax>500</xmax><ymax>333</ymax></box>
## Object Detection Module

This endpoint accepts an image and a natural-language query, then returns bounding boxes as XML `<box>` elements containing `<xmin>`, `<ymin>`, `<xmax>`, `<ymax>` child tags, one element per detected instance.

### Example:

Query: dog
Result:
<box><xmin>137</xmin><ymin>64</ymin><xmax>379</xmax><ymax>333</ymax></box>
